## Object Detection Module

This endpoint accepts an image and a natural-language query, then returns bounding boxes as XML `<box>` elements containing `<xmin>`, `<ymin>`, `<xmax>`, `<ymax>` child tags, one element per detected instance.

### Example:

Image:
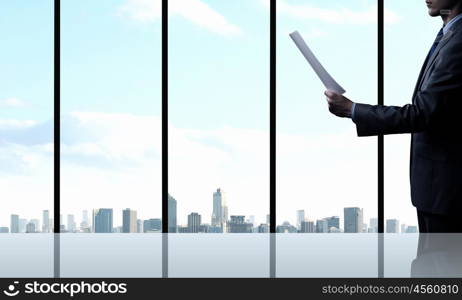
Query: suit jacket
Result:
<box><xmin>353</xmin><ymin>19</ymin><xmax>462</xmax><ymax>215</ymax></box>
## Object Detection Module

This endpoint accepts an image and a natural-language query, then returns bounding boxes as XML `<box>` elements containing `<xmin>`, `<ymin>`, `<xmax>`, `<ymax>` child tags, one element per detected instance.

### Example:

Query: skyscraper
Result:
<box><xmin>122</xmin><ymin>208</ymin><xmax>137</xmax><ymax>233</ymax></box>
<box><xmin>344</xmin><ymin>207</ymin><xmax>363</xmax><ymax>233</ymax></box>
<box><xmin>296</xmin><ymin>210</ymin><xmax>305</xmax><ymax>230</ymax></box>
<box><xmin>60</xmin><ymin>214</ymin><xmax>65</xmax><ymax>231</ymax></box>
<box><xmin>212</xmin><ymin>188</ymin><xmax>228</xmax><ymax>230</ymax></box>
<box><xmin>10</xmin><ymin>214</ymin><xmax>19</xmax><ymax>233</ymax></box>
<box><xmin>247</xmin><ymin>215</ymin><xmax>255</xmax><ymax>226</ymax></box>
<box><xmin>316</xmin><ymin>219</ymin><xmax>328</xmax><ymax>233</ymax></box>
<box><xmin>168</xmin><ymin>194</ymin><xmax>177</xmax><ymax>233</ymax></box>
<box><xmin>369</xmin><ymin>218</ymin><xmax>378</xmax><ymax>233</ymax></box>
<box><xmin>401</xmin><ymin>224</ymin><xmax>407</xmax><ymax>234</ymax></box>
<box><xmin>325</xmin><ymin>216</ymin><xmax>340</xmax><ymax>232</ymax></box>
<box><xmin>82</xmin><ymin>210</ymin><xmax>89</xmax><ymax>225</ymax></box>
<box><xmin>30</xmin><ymin>219</ymin><xmax>40</xmax><ymax>233</ymax></box>
<box><xmin>42</xmin><ymin>210</ymin><xmax>50</xmax><ymax>233</ymax></box>
<box><xmin>386</xmin><ymin>219</ymin><xmax>400</xmax><ymax>233</ymax></box>
<box><xmin>93</xmin><ymin>209</ymin><xmax>113</xmax><ymax>233</ymax></box>
<box><xmin>137</xmin><ymin>219</ymin><xmax>143</xmax><ymax>233</ymax></box>
<box><xmin>26</xmin><ymin>222</ymin><xmax>36</xmax><ymax>233</ymax></box>
<box><xmin>300</xmin><ymin>220</ymin><xmax>315</xmax><ymax>233</ymax></box>
<box><xmin>80</xmin><ymin>210</ymin><xmax>90</xmax><ymax>232</ymax></box>
<box><xmin>67</xmin><ymin>215</ymin><xmax>76</xmax><ymax>233</ymax></box>
<box><xmin>187</xmin><ymin>213</ymin><xmax>201</xmax><ymax>233</ymax></box>
<box><xmin>19</xmin><ymin>218</ymin><xmax>27</xmax><ymax>233</ymax></box>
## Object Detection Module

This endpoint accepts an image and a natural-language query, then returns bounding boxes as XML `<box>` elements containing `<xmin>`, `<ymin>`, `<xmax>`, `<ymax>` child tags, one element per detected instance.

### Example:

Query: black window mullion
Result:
<box><xmin>378</xmin><ymin>0</ymin><xmax>384</xmax><ymax>234</ymax></box>
<box><xmin>270</xmin><ymin>0</ymin><xmax>276</xmax><ymax>235</ymax></box>
<box><xmin>378</xmin><ymin>0</ymin><xmax>385</xmax><ymax>279</ymax></box>
<box><xmin>53</xmin><ymin>0</ymin><xmax>61</xmax><ymax>279</ymax></box>
<box><xmin>162</xmin><ymin>0</ymin><xmax>168</xmax><ymax>234</ymax></box>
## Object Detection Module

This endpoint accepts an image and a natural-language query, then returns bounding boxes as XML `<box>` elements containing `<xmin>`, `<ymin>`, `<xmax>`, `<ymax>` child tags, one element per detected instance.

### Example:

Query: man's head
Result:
<box><xmin>426</xmin><ymin>0</ymin><xmax>462</xmax><ymax>17</ymax></box>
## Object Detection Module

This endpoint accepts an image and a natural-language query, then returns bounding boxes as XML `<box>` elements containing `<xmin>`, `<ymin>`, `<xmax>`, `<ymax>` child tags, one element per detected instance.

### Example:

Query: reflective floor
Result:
<box><xmin>0</xmin><ymin>234</ymin><xmax>461</xmax><ymax>278</ymax></box>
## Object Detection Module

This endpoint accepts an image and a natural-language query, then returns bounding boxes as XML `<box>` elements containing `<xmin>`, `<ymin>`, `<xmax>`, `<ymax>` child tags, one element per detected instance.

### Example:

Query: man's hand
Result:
<box><xmin>324</xmin><ymin>90</ymin><xmax>354</xmax><ymax>118</ymax></box>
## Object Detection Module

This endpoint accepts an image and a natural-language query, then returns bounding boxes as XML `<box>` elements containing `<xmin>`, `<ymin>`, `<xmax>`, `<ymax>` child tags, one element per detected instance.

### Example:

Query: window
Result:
<box><xmin>168</xmin><ymin>0</ymin><xmax>270</xmax><ymax>277</ymax></box>
<box><xmin>4</xmin><ymin>0</ymin><xmax>441</xmax><ymax>279</ymax></box>
<box><xmin>276</xmin><ymin>0</ymin><xmax>378</xmax><ymax>277</ymax></box>
<box><xmin>59</xmin><ymin>0</ymin><xmax>162</xmax><ymax>277</ymax></box>
<box><xmin>0</xmin><ymin>0</ymin><xmax>54</xmax><ymax>277</ymax></box>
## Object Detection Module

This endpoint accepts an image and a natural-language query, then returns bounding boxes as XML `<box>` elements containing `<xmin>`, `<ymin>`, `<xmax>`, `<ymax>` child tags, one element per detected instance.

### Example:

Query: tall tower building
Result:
<box><xmin>137</xmin><ymin>219</ymin><xmax>144</xmax><ymax>233</ymax></box>
<box><xmin>316</xmin><ymin>219</ymin><xmax>329</xmax><ymax>233</ymax></box>
<box><xmin>67</xmin><ymin>215</ymin><xmax>76</xmax><ymax>232</ymax></box>
<box><xmin>19</xmin><ymin>218</ymin><xmax>27</xmax><ymax>233</ymax></box>
<box><xmin>122</xmin><ymin>208</ymin><xmax>137</xmax><ymax>233</ymax></box>
<box><xmin>344</xmin><ymin>207</ymin><xmax>363</xmax><ymax>233</ymax></box>
<box><xmin>42</xmin><ymin>210</ymin><xmax>50</xmax><ymax>233</ymax></box>
<box><xmin>369</xmin><ymin>218</ymin><xmax>378</xmax><ymax>233</ymax></box>
<box><xmin>82</xmin><ymin>210</ymin><xmax>89</xmax><ymax>224</ymax></box>
<box><xmin>60</xmin><ymin>214</ymin><xmax>65</xmax><ymax>231</ymax></box>
<box><xmin>247</xmin><ymin>215</ymin><xmax>255</xmax><ymax>226</ymax></box>
<box><xmin>93</xmin><ymin>209</ymin><xmax>113</xmax><ymax>233</ymax></box>
<box><xmin>296</xmin><ymin>210</ymin><xmax>305</xmax><ymax>229</ymax></box>
<box><xmin>386</xmin><ymin>219</ymin><xmax>400</xmax><ymax>233</ymax></box>
<box><xmin>187</xmin><ymin>213</ymin><xmax>201</xmax><ymax>233</ymax></box>
<box><xmin>10</xmin><ymin>214</ymin><xmax>19</xmax><ymax>233</ymax></box>
<box><xmin>30</xmin><ymin>219</ymin><xmax>40</xmax><ymax>233</ymax></box>
<box><xmin>300</xmin><ymin>220</ymin><xmax>315</xmax><ymax>233</ymax></box>
<box><xmin>168</xmin><ymin>194</ymin><xmax>177</xmax><ymax>233</ymax></box>
<box><xmin>212</xmin><ymin>188</ymin><xmax>228</xmax><ymax>229</ymax></box>
<box><xmin>80</xmin><ymin>210</ymin><xmax>90</xmax><ymax>232</ymax></box>
<box><xmin>26</xmin><ymin>222</ymin><xmax>36</xmax><ymax>233</ymax></box>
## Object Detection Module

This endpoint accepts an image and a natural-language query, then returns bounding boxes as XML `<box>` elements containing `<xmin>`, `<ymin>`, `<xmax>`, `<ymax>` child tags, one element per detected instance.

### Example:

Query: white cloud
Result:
<box><xmin>384</xmin><ymin>7</ymin><xmax>401</xmax><ymax>25</ymax></box>
<box><xmin>0</xmin><ymin>98</ymin><xmax>28</xmax><ymax>108</ymax></box>
<box><xmin>0</xmin><ymin>119</ymin><xmax>37</xmax><ymax>130</ymax></box>
<box><xmin>118</xmin><ymin>0</ymin><xmax>241</xmax><ymax>36</ymax></box>
<box><xmin>267</xmin><ymin>0</ymin><xmax>400</xmax><ymax>25</ymax></box>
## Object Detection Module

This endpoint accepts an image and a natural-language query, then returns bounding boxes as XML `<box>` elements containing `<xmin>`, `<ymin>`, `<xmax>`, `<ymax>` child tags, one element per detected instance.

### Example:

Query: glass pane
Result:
<box><xmin>276</xmin><ymin>0</ymin><xmax>378</xmax><ymax>277</ymax></box>
<box><xmin>384</xmin><ymin>0</ymin><xmax>448</xmax><ymax>278</ymax></box>
<box><xmin>0</xmin><ymin>0</ymin><xmax>54</xmax><ymax>277</ymax></box>
<box><xmin>168</xmin><ymin>0</ymin><xmax>270</xmax><ymax>277</ymax></box>
<box><xmin>384</xmin><ymin>0</ymin><xmax>434</xmax><ymax>235</ymax></box>
<box><xmin>60</xmin><ymin>0</ymin><xmax>162</xmax><ymax>277</ymax></box>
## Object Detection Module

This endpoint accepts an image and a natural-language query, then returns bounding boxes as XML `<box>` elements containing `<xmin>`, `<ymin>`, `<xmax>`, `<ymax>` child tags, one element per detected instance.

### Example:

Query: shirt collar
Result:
<box><xmin>443</xmin><ymin>12</ymin><xmax>462</xmax><ymax>35</ymax></box>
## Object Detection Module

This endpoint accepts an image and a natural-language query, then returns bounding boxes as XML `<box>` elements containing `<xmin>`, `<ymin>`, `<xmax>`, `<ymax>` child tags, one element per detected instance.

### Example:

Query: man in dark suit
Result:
<box><xmin>324</xmin><ymin>0</ymin><xmax>462</xmax><ymax>233</ymax></box>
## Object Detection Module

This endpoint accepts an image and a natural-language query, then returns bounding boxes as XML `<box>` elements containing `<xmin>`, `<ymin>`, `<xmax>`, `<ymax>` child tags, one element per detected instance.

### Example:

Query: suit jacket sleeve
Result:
<box><xmin>352</xmin><ymin>39</ymin><xmax>462</xmax><ymax>137</ymax></box>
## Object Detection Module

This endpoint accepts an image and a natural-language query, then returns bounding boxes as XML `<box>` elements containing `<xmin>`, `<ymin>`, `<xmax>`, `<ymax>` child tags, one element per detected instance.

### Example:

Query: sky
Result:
<box><xmin>0</xmin><ymin>0</ymin><xmax>445</xmax><ymax>230</ymax></box>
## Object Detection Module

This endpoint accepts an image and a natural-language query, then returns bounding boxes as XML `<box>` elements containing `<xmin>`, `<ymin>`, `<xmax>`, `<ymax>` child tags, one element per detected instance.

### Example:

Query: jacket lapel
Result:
<box><xmin>411</xmin><ymin>52</ymin><xmax>432</xmax><ymax>103</ymax></box>
<box><xmin>417</xmin><ymin>29</ymin><xmax>455</xmax><ymax>90</ymax></box>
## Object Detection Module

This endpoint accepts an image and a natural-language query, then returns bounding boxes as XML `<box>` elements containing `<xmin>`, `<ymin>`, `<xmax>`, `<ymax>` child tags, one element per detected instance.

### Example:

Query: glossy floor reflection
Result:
<box><xmin>385</xmin><ymin>234</ymin><xmax>462</xmax><ymax>277</ymax></box>
<box><xmin>1</xmin><ymin>234</ymin><xmax>461</xmax><ymax>278</ymax></box>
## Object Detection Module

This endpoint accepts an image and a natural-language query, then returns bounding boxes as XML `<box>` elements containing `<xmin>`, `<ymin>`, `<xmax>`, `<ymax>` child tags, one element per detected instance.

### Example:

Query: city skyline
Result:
<box><xmin>0</xmin><ymin>208</ymin><xmax>417</xmax><ymax>234</ymax></box>
<box><xmin>0</xmin><ymin>188</ymin><xmax>417</xmax><ymax>233</ymax></box>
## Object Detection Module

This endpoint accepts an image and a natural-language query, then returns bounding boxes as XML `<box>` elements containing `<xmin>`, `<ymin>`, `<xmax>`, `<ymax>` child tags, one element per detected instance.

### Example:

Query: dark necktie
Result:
<box><xmin>428</xmin><ymin>26</ymin><xmax>444</xmax><ymax>58</ymax></box>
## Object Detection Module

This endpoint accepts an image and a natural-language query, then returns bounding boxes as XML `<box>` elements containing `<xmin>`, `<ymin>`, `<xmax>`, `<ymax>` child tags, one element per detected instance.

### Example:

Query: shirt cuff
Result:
<box><xmin>351</xmin><ymin>102</ymin><xmax>356</xmax><ymax>121</ymax></box>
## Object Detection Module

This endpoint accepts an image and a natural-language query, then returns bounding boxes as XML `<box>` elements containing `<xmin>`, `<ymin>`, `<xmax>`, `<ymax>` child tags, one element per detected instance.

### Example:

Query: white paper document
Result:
<box><xmin>289</xmin><ymin>30</ymin><xmax>346</xmax><ymax>95</ymax></box>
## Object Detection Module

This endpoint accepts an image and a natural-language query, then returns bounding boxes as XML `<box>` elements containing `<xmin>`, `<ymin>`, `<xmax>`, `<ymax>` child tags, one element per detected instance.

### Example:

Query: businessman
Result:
<box><xmin>324</xmin><ymin>0</ymin><xmax>462</xmax><ymax>233</ymax></box>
